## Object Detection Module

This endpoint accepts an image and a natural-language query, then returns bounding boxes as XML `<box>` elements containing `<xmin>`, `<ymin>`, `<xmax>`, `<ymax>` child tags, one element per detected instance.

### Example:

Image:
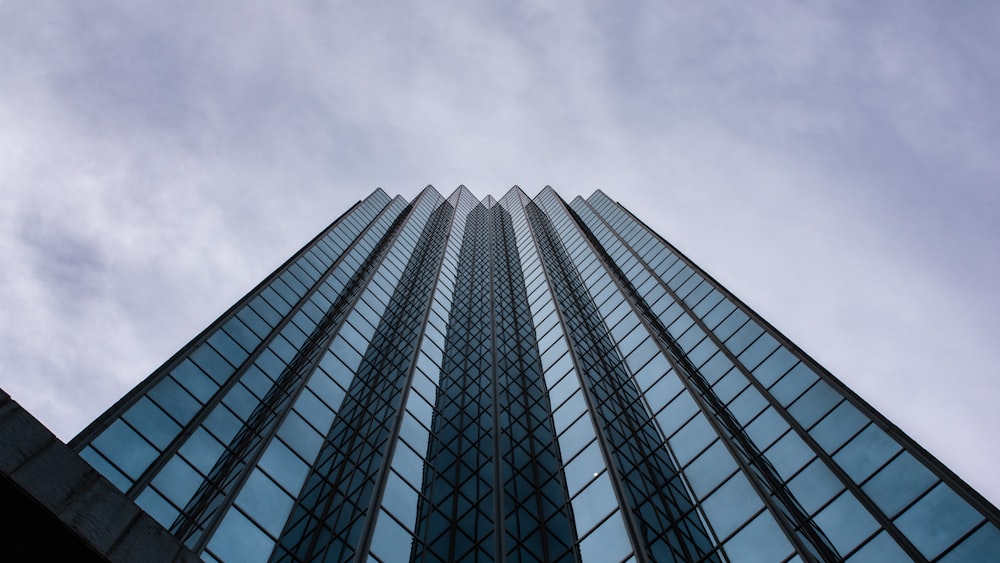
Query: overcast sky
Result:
<box><xmin>2</xmin><ymin>1</ymin><xmax>999</xmax><ymax>507</ymax></box>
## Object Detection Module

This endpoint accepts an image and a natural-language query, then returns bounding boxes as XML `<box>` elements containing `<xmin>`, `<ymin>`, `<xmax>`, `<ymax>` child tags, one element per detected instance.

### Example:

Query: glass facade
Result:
<box><xmin>72</xmin><ymin>186</ymin><xmax>1000</xmax><ymax>562</ymax></box>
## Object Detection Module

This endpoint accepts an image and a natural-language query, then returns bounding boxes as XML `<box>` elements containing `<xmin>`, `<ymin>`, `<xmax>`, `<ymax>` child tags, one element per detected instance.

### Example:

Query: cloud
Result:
<box><xmin>1</xmin><ymin>0</ymin><xmax>998</xmax><ymax>508</ymax></box>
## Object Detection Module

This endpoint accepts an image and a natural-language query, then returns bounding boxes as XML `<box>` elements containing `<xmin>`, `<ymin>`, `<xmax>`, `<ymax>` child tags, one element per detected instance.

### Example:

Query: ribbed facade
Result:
<box><xmin>72</xmin><ymin>186</ymin><xmax>1000</xmax><ymax>562</ymax></box>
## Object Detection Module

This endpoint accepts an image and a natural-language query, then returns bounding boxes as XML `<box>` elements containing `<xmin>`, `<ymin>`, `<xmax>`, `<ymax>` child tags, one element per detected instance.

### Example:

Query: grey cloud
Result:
<box><xmin>1</xmin><ymin>0</ymin><xmax>998</xmax><ymax>506</ymax></box>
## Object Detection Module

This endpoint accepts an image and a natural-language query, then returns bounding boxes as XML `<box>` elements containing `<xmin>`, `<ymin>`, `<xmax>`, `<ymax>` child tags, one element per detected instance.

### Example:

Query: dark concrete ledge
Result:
<box><xmin>0</xmin><ymin>388</ymin><xmax>199</xmax><ymax>562</ymax></box>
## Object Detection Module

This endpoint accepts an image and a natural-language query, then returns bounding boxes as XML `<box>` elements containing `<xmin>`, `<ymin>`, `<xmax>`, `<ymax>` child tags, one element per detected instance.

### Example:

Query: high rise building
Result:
<box><xmin>70</xmin><ymin>186</ymin><xmax>1000</xmax><ymax>562</ymax></box>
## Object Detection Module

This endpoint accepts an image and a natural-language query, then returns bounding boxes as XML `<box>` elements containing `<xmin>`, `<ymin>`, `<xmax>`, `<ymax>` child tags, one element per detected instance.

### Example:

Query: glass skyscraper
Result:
<box><xmin>71</xmin><ymin>186</ymin><xmax>1000</xmax><ymax>562</ymax></box>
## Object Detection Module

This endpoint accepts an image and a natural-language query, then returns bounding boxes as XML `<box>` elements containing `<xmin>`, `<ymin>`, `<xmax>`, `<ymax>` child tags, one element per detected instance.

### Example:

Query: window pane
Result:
<box><xmin>207</xmin><ymin>508</ymin><xmax>274</xmax><ymax>563</ymax></box>
<box><xmin>811</xmin><ymin>491</ymin><xmax>878</xmax><ymax>555</ymax></box>
<box><xmin>895</xmin><ymin>482</ymin><xmax>984</xmax><ymax>559</ymax></box>
<box><xmin>723</xmin><ymin>511</ymin><xmax>793</xmax><ymax>563</ymax></box>
<box><xmin>701</xmin><ymin>473</ymin><xmax>763</xmax><ymax>539</ymax></box>
<box><xmin>862</xmin><ymin>452</ymin><xmax>937</xmax><ymax>517</ymax></box>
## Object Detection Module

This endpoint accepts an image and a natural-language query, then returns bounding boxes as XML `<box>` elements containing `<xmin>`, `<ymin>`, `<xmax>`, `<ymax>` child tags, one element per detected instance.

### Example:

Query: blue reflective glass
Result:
<box><xmin>787</xmin><ymin>459</ymin><xmax>842</xmax><ymax>515</ymax></box>
<box><xmin>179</xmin><ymin>428</ymin><xmax>225</xmax><ymax>475</ymax></box>
<box><xmin>190</xmin><ymin>343</ymin><xmax>235</xmax><ymax>384</ymax></box>
<box><xmin>207</xmin><ymin>508</ymin><xmax>274</xmax><ymax>563</ymax></box>
<box><xmin>862</xmin><ymin>451</ymin><xmax>937</xmax><ymax>517</ymax></box>
<box><xmin>833</xmin><ymin>424</ymin><xmax>901</xmax><ymax>483</ymax></box>
<box><xmin>702</xmin><ymin>473</ymin><xmax>763</xmax><ymax>539</ymax></box>
<box><xmin>369</xmin><ymin>509</ymin><xmax>415</xmax><ymax>562</ymax></box>
<box><xmin>149</xmin><ymin>376</ymin><xmax>201</xmax><ymax>425</ymax></box>
<box><xmin>381</xmin><ymin>470</ymin><xmax>419</xmax><ymax>530</ymax></box>
<box><xmin>79</xmin><ymin>446</ymin><xmax>131</xmax><ymax>492</ymax></box>
<box><xmin>764</xmin><ymin>431</ymin><xmax>813</xmax><ymax>481</ymax></box>
<box><xmin>938</xmin><ymin>522</ymin><xmax>1000</xmax><ymax>563</ymax></box>
<box><xmin>669</xmin><ymin>413</ymin><xmax>715</xmax><ymax>465</ymax></box>
<box><xmin>151</xmin><ymin>455</ymin><xmax>203</xmax><ymax>508</ymax></box>
<box><xmin>811</xmin><ymin>491</ymin><xmax>878</xmax><ymax>555</ymax></box>
<box><xmin>895</xmin><ymin>482</ymin><xmax>984</xmax><ymax>559</ymax></box>
<box><xmin>787</xmin><ymin>381</ymin><xmax>839</xmax><ymax>428</ymax></box>
<box><xmin>135</xmin><ymin>488</ymin><xmax>180</xmax><ymax>530</ymax></box>
<box><xmin>579</xmin><ymin>510</ymin><xmax>632</xmax><ymax>563</ymax></box>
<box><xmin>744</xmin><ymin>407</ymin><xmax>787</xmax><ymax>451</ymax></box>
<box><xmin>122</xmin><ymin>397</ymin><xmax>179</xmax><ymax>450</ymax></box>
<box><xmin>810</xmin><ymin>400</ymin><xmax>868</xmax><ymax>454</ymax></box>
<box><xmin>768</xmin><ymin>363</ymin><xmax>817</xmax><ymax>406</ymax></box>
<box><xmin>737</xmin><ymin>332</ymin><xmax>778</xmax><ymax>371</ymax></box>
<box><xmin>723</xmin><ymin>511</ymin><xmax>793</xmax><ymax>563</ymax></box>
<box><xmin>572</xmin><ymin>473</ymin><xmax>617</xmax><ymax>535</ymax></box>
<box><xmin>750</xmin><ymin>347</ymin><xmax>797</xmax><ymax>387</ymax></box>
<box><xmin>92</xmin><ymin>419</ymin><xmax>159</xmax><ymax>480</ymax></box>
<box><xmin>685</xmin><ymin>439</ymin><xmax>738</xmax><ymax>499</ymax></box>
<box><xmin>236</xmin><ymin>469</ymin><xmax>294</xmax><ymax>535</ymax></box>
<box><xmin>258</xmin><ymin>440</ymin><xmax>309</xmax><ymax>494</ymax></box>
<box><xmin>845</xmin><ymin>531</ymin><xmax>908</xmax><ymax>562</ymax></box>
<box><xmin>645</xmin><ymin>370</ymin><xmax>681</xmax><ymax>412</ymax></box>
<box><xmin>169</xmin><ymin>359</ymin><xmax>218</xmax><ymax>403</ymax></box>
<box><xmin>564</xmin><ymin>439</ymin><xmax>603</xmax><ymax>495</ymax></box>
<box><xmin>655</xmin><ymin>391</ymin><xmax>698</xmax><ymax>437</ymax></box>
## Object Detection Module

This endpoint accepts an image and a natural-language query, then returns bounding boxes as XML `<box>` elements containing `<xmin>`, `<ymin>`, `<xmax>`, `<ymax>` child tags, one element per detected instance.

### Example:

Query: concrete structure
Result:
<box><xmin>0</xmin><ymin>388</ymin><xmax>197</xmax><ymax>561</ymax></box>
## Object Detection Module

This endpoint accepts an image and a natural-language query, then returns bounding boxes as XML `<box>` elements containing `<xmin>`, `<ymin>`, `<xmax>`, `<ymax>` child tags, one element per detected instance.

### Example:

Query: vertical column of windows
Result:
<box><xmin>76</xmin><ymin>189</ymin><xmax>392</xmax><ymax>495</ymax></box>
<box><xmin>106</xmin><ymin>194</ymin><xmax>407</xmax><ymax>557</ymax></box>
<box><xmin>528</xmin><ymin>190</ymin><xmax>719</xmax><ymax>563</ymax></box>
<box><xmin>507</xmin><ymin>190</ymin><xmax>624</xmax><ymax>563</ymax></box>
<box><xmin>159</xmin><ymin>191</ymin><xmax>411</xmax><ymax>563</ymax></box>
<box><xmin>411</xmin><ymin>204</ymin><xmax>498</xmax><ymax>562</ymax></box>
<box><xmin>490</xmin><ymin>201</ymin><xmax>578</xmax><ymax>562</ymax></box>
<box><xmin>584</xmin><ymin>190</ymin><xmax>1000</xmax><ymax>561</ymax></box>
<box><xmin>366</xmin><ymin>187</ymin><xmax>479</xmax><ymax>563</ymax></box>
<box><xmin>570</xmin><ymin>197</ymin><xmax>826</xmax><ymax>561</ymax></box>
<box><xmin>262</xmin><ymin>190</ymin><xmax>454</xmax><ymax>563</ymax></box>
<box><xmin>159</xmin><ymin>198</ymin><xmax>412</xmax><ymax>552</ymax></box>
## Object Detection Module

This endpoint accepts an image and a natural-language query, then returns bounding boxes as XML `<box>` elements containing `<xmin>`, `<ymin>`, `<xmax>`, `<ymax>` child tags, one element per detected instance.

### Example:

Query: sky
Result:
<box><xmin>2</xmin><ymin>1</ymin><xmax>999</xmax><ymax>507</ymax></box>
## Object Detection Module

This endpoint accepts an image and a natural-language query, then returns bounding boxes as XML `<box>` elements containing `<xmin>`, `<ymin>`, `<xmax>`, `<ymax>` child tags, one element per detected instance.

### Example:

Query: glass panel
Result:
<box><xmin>91</xmin><ymin>419</ymin><xmax>159</xmax><ymax>480</ymax></box>
<box><xmin>179</xmin><ymin>428</ymin><xmax>225</xmax><ymax>475</ymax></box>
<box><xmin>258</xmin><ymin>440</ymin><xmax>310</xmax><ymax>495</ymax></box>
<box><xmin>235</xmin><ymin>469</ymin><xmax>295</xmax><ymax>536</ymax></box>
<box><xmin>787</xmin><ymin>381</ymin><xmax>839</xmax><ymax>428</ymax></box>
<box><xmin>564</xmin><ymin>440</ymin><xmax>603</xmax><ymax>495</ymax></box>
<box><xmin>579</xmin><ymin>510</ymin><xmax>631</xmax><ymax>563</ymax></box>
<box><xmin>751</xmin><ymin>348</ymin><xmax>797</xmax><ymax>387</ymax></box>
<box><xmin>382</xmin><ymin>470</ymin><xmax>419</xmax><ymax>530</ymax></box>
<box><xmin>723</xmin><ymin>511</ymin><xmax>794</xmax><ymax>563</ymax></box>
<box><xmin>862</xmin><ymin>452</ymin><xmax>937</xmax><ymax>517</ymax></box>
<box><xmin>768</xmin><ymin>363</ymin><xmax>817</xmax><ymax>406</ymax></box>
<box><xmin>151</xmin><ymin>455</ymin><xmax>203</xmax><ymax>508</ymax></box>
<box><xmin>833</xmin><ymin>424</ymin><xmax>901</xmax><ymax>483</ymax></box>
<box><xmin>149</xmin><ymin>376</ymin><xmax>201</xmax><ymax>425</ymax></box>
<box><xmin>572</xmin><ymin>473</ymin><xmax>617</xmax><ymax>535</ymax></box>
<box><xmin>744</xmin><ymin>407</ymin><xmax>787</xmax><ymax>451</ymax></box>
<box><xmin>763</xmin><ymin>431</ymin><xmax>813</xmax><ymax>481</ymax></box>
<box><xmin>685</xmin><ymin>439</ymin><xmax>738</xmax><ymax>499</ymax></box>
<box><xmin>737</xmin><ymin>332</ymin><xmax>778</xmax><ymax>371</ymax></box>
<box><xmin>669</xmin><ymin>413</ymin><xmax>715</xmax><ymax>466</ymax></box>
<box><xmin>811</xmin><ymin>491</ymin><xmax>879</xmax><ymax>556</ymax></box>
<box><xmin>369</xmin><ymin>509</ymin><xmax>416</xmax><ymax>562</ymax></box>
<box><xmin>207</xmin><ymin>508</ymin><xmax>274</xmax><ymax>563</ymax></box>
<box><xmin>79</xmin><ymin>446</ymin><xmax>131</xmax><ymax>492</ymax></box>
<box><xmin>786</xmin><ymin>459</ymin><xmax>842</xmax><ymax>515</ymax></box>
<box><xmin>894</xmin><ymin>482</ymin><xmax>984</xmax><ymax>559</ymax></box>
<box><xmin>170</xmin><ymin>360</ymin><xmax>218</xmax><ymax>403</ymax></box>
<box><xmin>938</xmin><ymin>523</ymin><xmax>1000</xmax><ymax>563</ymax></box>
<box><xmin>845</xmin><ymin>531</ymin><xmax>909</xmax><ymax>562</ymax></box>
<box><xmin>135</xmin><ymin>488</ymin><xmax>180</xmax><ymax>530</ymax></box>
<box><xmin>655</xmin><ymin>391</ymin><xmax>698</xmax><ymax>438</ymax></box>
<box><xmin>810</xmin><ymin>401</ymin><xmax>867</xmax><ymax>454</ymax></box>
<box><xmin>701</xmin><ymin>473</ymin><xmax>763</xmax><ymax>539</ymax></box>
